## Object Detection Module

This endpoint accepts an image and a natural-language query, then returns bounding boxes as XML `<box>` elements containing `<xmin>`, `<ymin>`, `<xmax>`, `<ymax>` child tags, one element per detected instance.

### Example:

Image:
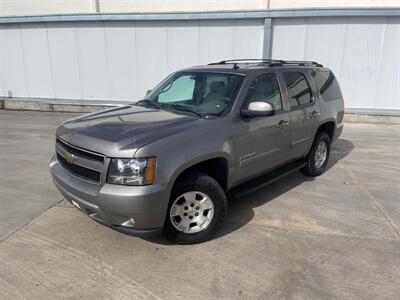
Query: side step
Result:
<box><xmin>228</xmin><ymin>160</ymin><xmax>306</xmax><ymax>199</ymax></box>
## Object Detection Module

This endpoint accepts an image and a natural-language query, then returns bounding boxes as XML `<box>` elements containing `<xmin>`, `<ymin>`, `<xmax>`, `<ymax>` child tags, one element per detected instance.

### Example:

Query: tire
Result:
<box><xmin>301</xmin><ymin>132</ymin><xmax>331</xmax><ymax>177</ymax></box>
<box><xmin>163</xmin><ymin>173</ymin><xmax>227</xmax><ymax>244</ymax></box>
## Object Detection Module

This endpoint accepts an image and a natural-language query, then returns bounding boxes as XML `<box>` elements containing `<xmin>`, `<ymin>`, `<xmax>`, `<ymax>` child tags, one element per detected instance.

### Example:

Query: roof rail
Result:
<box><xmin>208</xmin><ymin>59</ymin><xmax>285</xmax><ymax>65</ymax></box>
<box><xmin>208</xmin><ymin>59</ymin><xmax>323</xmax><ymax>68</ymax></box>
<box><xmin>279</xmin><ymin>60</ymin><xmax>323</xmax><ymax>67</ymax></box>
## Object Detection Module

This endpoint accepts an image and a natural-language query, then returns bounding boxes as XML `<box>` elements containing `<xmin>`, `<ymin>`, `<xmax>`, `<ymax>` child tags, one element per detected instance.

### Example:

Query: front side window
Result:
<box><xmin>283</xmin><ymin>71</ymin><xmax>312</xmax><ymax>109</ymax></box>
<box><xmin>243</xmin><ymin>73</ymin><xmax>283</xmax><ymax>111</ymax></box>
<box><xmin>145</xmin><ymin>72</ymin><xmax>244</xmax><ymax>116</ymax></box>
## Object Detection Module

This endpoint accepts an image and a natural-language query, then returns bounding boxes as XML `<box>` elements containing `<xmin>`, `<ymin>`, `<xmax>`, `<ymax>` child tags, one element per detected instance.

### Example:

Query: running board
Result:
<box><xmin>228</xmin><ymin>160</ymin><xmax>306</xmax><ymax>198</ymax></box>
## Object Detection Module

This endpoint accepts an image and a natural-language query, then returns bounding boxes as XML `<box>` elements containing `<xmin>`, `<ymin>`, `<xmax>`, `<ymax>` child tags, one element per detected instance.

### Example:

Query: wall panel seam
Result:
<box><xmin>45</xmin><ymin>23</ymin><xmax>56</xmax><ymax>98</ymax></box>
<box><xmin>373</xmin><ymin>19</ymin><xmax>388</xmax><ymax>110</ymax></box>
<box><xmin>102</xmin><ymin>21</ymin><xmax>112</xmax><ymax>99</ymax></box>
<box><xmin>18</xmin><ymin>24</ymin><xmax>30</xmax><ymax>97</ymax></box>
<box><xmin>73</xmin><ymin>23</ymin><xmax>84</xmax><ymax>99</ymax></box>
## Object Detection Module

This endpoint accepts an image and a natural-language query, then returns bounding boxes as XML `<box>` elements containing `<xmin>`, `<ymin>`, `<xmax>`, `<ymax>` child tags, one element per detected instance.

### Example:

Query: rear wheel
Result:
<box><xmin>163</xmin><ymin>173</ymin><xmax>227</xmax><ymax>244</ymax></box>
<box><xmin>301</xmin><ymin>132</ymin><xmax>331</xmax><ymax>177</ymax></box>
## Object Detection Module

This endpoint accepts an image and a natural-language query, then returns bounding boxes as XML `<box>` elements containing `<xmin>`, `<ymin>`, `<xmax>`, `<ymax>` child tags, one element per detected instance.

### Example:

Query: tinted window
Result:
<box><xmin>283</xmin><ymin>72</ymin><xmax>312</xmax><ymax>108</ymax></box>
<box><xmin>244</xmin><ymin>73</ymin><xmax>282</xmax><ymax>111</ymax></box>
<box><xmin>312</xmin><ymin>70</ymin><xmax>343</xmax><ymax>101</ymax></box>
<box><xmin>204</xmin><ymin>75</ymin><xmax>228</xmax><ymax>97</ymax></box>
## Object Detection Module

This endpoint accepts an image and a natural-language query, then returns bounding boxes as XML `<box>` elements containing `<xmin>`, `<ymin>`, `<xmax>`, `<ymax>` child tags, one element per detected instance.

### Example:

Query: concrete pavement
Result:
<box><xmin>0</xmin><ymin>110</ymin><xmax>399</xmax><ymax>299</ymax></box>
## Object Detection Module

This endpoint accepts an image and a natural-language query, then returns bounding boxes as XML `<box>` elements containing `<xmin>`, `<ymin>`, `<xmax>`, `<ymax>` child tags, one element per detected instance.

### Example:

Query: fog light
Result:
<box><xmin>71</xmin><ymin>200</ymin><xmax>81</xmax><ymax>210</ymax></box>
<box><xmin>121</xmin><ymin>217</ymin><xmax>136</xmax><ymax>228</ymax></box>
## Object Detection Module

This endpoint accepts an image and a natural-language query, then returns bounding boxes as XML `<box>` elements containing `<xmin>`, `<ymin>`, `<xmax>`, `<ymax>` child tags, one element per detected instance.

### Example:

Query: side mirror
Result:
<box><xmin>241</xmin><ymin>101</ymin><xmax>274</xmax><ymax>118</ymax></box>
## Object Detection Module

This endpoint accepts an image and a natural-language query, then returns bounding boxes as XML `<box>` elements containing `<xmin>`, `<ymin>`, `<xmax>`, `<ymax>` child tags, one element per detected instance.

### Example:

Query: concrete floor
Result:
<box><xmin>0</xmin><ymin>110</ymin><xmax>399</xmax><ymax>299</ymax></box>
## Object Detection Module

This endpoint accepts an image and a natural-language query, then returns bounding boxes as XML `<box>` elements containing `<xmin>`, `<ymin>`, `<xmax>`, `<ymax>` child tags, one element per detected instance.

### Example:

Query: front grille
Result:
<box><xmin>56</xmin><ymin>138</ymin><xmax>104</xmax><ymax>163</ymax></box>
<box><xmin>57</xmin><ymin>153</ymin><xmax>101</xmax><ymax>182</ymax></box>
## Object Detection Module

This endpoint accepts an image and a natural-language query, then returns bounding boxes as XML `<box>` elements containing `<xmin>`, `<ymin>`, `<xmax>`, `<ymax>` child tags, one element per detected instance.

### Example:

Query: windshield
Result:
<box><xmin>143</xmin><ymin>72</ymin><xmax>244</xmax><ymax>116</ymax></box>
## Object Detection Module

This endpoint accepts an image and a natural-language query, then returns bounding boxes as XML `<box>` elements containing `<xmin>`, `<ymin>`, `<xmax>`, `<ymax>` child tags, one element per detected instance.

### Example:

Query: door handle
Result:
<box><xmin>308</xmin><ymin>111</ymin><xmax>320</xmax><ymax>119</ymax></box>
<box><xmin>274</xmin><ymin>120</ymin><xmax>289</xmax><ymax>129</ymax></box>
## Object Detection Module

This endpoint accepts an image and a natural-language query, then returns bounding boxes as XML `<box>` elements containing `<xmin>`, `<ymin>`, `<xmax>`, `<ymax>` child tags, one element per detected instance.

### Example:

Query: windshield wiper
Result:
<box><xmin>165</xmin><ymin>104</ymin><xmax>206</xmax><ymax>118</ymax></box>
<box><xmin>135</xmin><ymin>99</ymin><xmax>161</xmax><ymax>109</ymax></box>
<box><xmin>135</xmin><ymin>100</ymin><xmax>206</xmax><ymax>118</ymax></box>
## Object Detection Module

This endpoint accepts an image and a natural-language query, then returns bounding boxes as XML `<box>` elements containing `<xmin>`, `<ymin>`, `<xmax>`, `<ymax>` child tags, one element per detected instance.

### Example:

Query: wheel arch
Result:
<box><xmin>304</xmin><ymin>120</ymin><xmax>336</xmax><ymax>156</ymax></box>
<box><xmin>169</xmin><ymin>155</ymin><xmax>231</xmax><ymax>195</ymax></box>
<box><xmin>316</xmin><ymin>120</ymin><xmax>336</xmax><ymax>142</ymax></box>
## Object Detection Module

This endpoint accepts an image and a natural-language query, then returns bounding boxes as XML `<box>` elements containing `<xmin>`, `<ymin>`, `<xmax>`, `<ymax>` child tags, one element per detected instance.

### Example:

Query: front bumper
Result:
<box><xmin>50</xmin><ymin>156</ymin><xmax>169</xmax><ymax>233</ymax></box>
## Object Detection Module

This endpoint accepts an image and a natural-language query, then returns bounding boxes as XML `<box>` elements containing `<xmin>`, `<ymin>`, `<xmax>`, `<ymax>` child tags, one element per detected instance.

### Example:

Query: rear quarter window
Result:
<box><xmin>311</xmin><ymin>70</ymin><xmax>343</xmax><ymax>101</ymax></box>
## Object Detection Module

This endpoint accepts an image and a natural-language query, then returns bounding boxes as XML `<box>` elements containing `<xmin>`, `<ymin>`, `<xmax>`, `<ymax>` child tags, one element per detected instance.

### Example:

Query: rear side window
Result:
<box><xmin>283</xmin><ymin>71</ymin><xmax>312</xmax><ymax>108</ymax></box>
<box><xmin>311</xmin><ymin>70</ymin><xmax>343</xmax><ymax>101</ymax></box>
<box><xmin>244</xmin><ymin>73</ymin><xmax>283</xmax><ymax>111</ymax></box>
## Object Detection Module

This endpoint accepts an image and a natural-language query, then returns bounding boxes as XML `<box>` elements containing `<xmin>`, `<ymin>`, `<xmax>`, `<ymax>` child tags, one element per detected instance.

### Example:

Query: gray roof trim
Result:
<box><xmin>0</xmin><ymin>8</ymin><xmax>399</xmax><ymax>24</ymax></box>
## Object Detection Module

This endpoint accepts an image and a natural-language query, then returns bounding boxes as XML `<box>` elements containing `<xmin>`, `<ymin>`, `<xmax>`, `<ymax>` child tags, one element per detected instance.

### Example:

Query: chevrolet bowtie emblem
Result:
<box><xmin>64</xmin><ymin>153</ymin><xmax>77</xmax><ymax>164</ymax></box>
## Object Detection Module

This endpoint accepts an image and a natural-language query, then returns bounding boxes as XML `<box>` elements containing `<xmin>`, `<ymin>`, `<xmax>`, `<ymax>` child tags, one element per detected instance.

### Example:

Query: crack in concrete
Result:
<box><xmin>0</xmin><ymin>230</ymin><xmax>162</xmax><ymax>300</ymax></box>
<box><xmin>0</xmin><ymin>197</ymin><xmax>64</xmax><ymax>244</ymax></box>
<box><xmin>341</xmin><ymin>160</ymin><xmax>400</xmax><ymax>240</ymax></box>
<box><xmin>223</xmin><ymin>220</ymin><xmax>400</xmax><ymax>244</ymax></box>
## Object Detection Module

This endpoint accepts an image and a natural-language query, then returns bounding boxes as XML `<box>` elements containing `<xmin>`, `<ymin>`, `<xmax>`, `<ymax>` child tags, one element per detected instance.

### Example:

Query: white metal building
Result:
<box><xmin>0</xmin><ymin>2</ymin><xmax>399</xmax><ymax>115</ymax></box>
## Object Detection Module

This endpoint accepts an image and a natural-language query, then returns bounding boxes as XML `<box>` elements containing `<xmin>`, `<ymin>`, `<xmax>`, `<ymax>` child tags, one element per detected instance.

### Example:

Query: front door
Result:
<box><xmin>281</xmin><ymin>70</ymin><xmax>320</xmax><ymax>159</ymax></box>
<box><xmin>234</xmin><ymin>72</ymin><xmax>290</xmax><ymax>183</ymax></box>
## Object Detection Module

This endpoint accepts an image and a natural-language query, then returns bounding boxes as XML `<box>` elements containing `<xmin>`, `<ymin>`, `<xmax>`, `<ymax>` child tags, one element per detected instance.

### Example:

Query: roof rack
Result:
<box><xmin>208</xmin><ymin>59</ymin><xmax>323</xmax><ymax>68</ymax></box>
<box><xmin>208</xmin><ymin>59</ymin><xmax>284</xmax><ymax>65</ymax></box>
<box><xmin>279</xmin><ymin>60</ymin><xmax>323</xmax><ymax>67</ymax></box>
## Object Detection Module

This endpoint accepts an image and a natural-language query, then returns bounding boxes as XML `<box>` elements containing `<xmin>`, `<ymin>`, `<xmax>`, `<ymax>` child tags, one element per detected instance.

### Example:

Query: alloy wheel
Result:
<box><xmin>315</xmin><ymin>141</ymin><xmax>328</xmax><ymax>169</ymax></box>
<box><xmin>169</xmin><ymin>191</ymin><xmax>214</xmax><ymax>234</ymax></box>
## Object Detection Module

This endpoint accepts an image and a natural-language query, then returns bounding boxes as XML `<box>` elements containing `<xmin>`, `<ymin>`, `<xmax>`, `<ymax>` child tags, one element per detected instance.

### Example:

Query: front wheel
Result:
<box><xmin>163</xmin><ymin>173</ymin><xmax>227</xmax><ymax>244</ymax></box>
<box><xmin>301</xmin><ymin>132</ymin><xmax>331</xmax><ymax>177</ymax></box>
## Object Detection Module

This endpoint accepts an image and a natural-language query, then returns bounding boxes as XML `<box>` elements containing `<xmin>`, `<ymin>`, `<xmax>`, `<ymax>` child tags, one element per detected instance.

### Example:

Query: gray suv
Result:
<box><xmin>50</xmin><ymin>59</ymin><xmax>344</xmax><ymax>244</ymax></box>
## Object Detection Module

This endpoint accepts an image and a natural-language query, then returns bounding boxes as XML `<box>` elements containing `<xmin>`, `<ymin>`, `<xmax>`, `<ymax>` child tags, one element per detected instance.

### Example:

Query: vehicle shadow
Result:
<box><xmin>141</xmin><ymin>138</ymin><xmax>354</xmax><ymax>245</ymax></box>
<box><xmin>215</xmin><ymin>138</ymin><xmax>354</xmax><ymax>239</ymax></box>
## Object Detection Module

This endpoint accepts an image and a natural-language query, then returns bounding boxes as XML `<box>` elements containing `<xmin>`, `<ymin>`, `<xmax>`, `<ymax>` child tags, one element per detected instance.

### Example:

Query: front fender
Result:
<box><xmin>133</xmin><ymin>118</ymin><xmax>236</xmax><ymax>197</ymax></box>
<box><xmin>166</xmin><ymin>151</ymin><xmax>233</xmax><ymax>192</ymax></box>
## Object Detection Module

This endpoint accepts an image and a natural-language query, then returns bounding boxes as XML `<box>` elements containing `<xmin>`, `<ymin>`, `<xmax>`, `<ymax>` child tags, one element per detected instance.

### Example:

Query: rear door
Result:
<box><xmin>281</xmin><ymin>70</ymin><xmax>320</xmax><ymax>159</ymax></box>
<box><xmin>234</xmin><ymin>72</ymin><xmax>290</xmax><ymax>182</ymax></box>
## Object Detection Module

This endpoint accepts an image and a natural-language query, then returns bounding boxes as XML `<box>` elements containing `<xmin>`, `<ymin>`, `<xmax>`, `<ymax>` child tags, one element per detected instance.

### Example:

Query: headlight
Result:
<box><xmin>107</xmin><ymin>157</ymin><xmax>156</xmax><ymax>186</ymax></box>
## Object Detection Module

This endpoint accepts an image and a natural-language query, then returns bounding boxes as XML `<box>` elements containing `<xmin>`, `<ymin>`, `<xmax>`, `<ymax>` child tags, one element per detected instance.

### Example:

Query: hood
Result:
<box><xmin>56</xmin><ymin>105</ymin><xmax>200</xmax><ymax>157</ymax></box>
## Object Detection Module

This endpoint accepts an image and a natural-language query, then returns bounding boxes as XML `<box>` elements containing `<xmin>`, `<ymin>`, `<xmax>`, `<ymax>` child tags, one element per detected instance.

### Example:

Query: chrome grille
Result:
<box><xmin>55</xmin><ymin>138</ymin><xmax>105</xmax><ymax>183</ymax></box>
<box><xmin>57</xmin><ymin>153</ymin><xmax>101</xmax><ymax>182</ymax></box>
<box><xmin>56</xmin><ymin>138</ymin><xmax>104</xmax><ymax>163</ymax></box>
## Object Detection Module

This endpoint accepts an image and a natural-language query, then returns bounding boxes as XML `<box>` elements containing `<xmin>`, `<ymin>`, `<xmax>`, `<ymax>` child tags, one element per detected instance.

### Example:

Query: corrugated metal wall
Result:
<box><xmin>0</xmin><ymin>16</ymin><xmax>399</xmax><ymax>112</ymax></box>
<box><xmin>0</xmin><ymin>20</ymin><xmax>264</xmax><ymax>101</ymax></box>
<box><xmin>272</xmin><ymin>16</ymin><xmax>400</xmax><ymax>111</ymax></box>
